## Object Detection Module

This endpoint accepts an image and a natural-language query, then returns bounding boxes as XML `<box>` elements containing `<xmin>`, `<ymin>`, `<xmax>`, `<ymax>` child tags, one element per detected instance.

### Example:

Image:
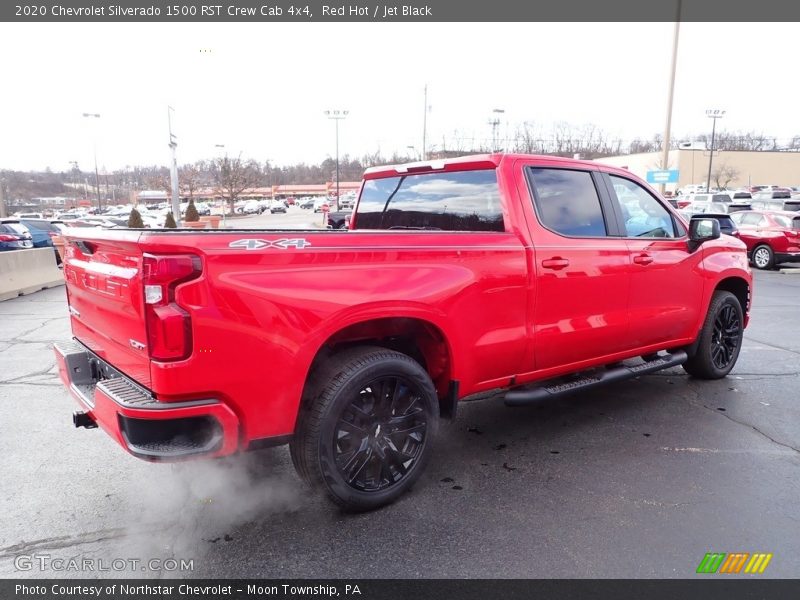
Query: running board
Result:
<box><xmin>504</xmin><ymin>350</ymin><xmax>688</xmax><ymax>407</ymax></box>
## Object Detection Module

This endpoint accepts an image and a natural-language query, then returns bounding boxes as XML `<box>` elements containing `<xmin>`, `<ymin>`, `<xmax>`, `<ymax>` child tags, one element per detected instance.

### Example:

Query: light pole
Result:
<box><xmin>324</xmin><ymin>109</ymin><xmax>348</xmax><ymax>210</ymax></box>
<box><xmin>167</xmin><ymin>106</ymin><xmax>181</xmax><ymax>224</ymax></box>
<box><xmin>705</xmin><ymin>109</ymin><xmax>725</xmax><ymax>192</ymax></box>
<box><xmin>407</xmin><ymin>145</ymin><xmax>419</xmax><ymax>160</ymax></box>
<box><xmin>659</xmin><ymin>3</ymin><xmax>681</xmax><ymax>195</ymax></box>
<box><xmin>82</xmin><ymin>112</ymin><xmax>102</xmax><ymax>211</ymax></box>
<box><xmin>488</xmin><ymin>108</ymin><xmax>505</xmax><ymax>152</ymax></box>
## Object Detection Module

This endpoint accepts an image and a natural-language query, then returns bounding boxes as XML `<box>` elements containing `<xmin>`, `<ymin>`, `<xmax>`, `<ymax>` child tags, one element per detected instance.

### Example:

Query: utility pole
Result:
<box><xmin>422</xmin><ymin>84</ymin><xmax>428</xmax><ymax>160</ymax></box>
<box><xmin>324</xmin><ymin>109</ymin><xmax>349</xmax><ymax>211</ymax></box>
<box><xmin>659</xmin><ymin>2</ymin><xmax>681</xmax><ymax>195</ymax></box>
<box><xmin>0</xmin><ymin>178</ymin><xmax>7</xmax><ymax>218</ymax></box>
<box><xmin>82</xmin><ymin>113</ymin><xmax>102</xmax><ymax>211</ymax></box>
<box><xmin>489</xmin><ymin>108</ymin><xmax>505</xmax><ymax>152</ymax></box>
<box><xmin>168</xmin><ymin>106</ymin><xmax>181</xmax><ymax>224</ymax></box>
<box><xmin>705</xmin><ymin>109</ymin><xmax>725</xmax><ymax>192</ymax></box>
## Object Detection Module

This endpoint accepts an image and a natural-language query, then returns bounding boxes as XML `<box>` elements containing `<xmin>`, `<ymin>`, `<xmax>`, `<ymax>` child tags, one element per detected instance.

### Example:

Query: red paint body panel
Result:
<box><xmin>57</xmin><ymin>154</ymin><xmax>752</xmax><ymax>459</ymax></box>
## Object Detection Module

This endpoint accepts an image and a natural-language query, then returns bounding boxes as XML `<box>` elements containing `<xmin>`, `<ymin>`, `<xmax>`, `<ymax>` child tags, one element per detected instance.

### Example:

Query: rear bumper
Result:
<box><xmin>55</xmin><ymin>340</ymin><xmax>240</xmax><ymax>461</ymax></box>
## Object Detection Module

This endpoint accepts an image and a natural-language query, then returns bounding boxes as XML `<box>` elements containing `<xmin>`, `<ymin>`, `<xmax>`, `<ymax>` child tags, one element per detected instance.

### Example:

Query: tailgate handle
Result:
<box><xmin>74</xmin><ymin>240</ymin><xmax>97</xmax><ymax>255</ymax></box>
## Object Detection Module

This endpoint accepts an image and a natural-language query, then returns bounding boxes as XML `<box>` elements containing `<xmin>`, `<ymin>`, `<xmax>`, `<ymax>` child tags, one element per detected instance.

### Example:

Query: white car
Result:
<box><xmin>243</xmin><ymin>200</ymin><xmax>261</xmax><ymax>214</ymax></box>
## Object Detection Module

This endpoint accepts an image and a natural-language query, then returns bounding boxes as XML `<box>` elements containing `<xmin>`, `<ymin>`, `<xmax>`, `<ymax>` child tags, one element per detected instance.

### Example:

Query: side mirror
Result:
<box><xmin>688</xmin><ymin>217</ymin><xmax>720</xmax><ymax>251</ymax></box>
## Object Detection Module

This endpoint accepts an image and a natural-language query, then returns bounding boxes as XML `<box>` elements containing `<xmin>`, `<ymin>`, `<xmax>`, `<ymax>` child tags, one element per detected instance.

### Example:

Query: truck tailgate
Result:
<box><xmin>62</xmin><ymin>229</ymin><xmax>152</xmax><ymax>388</ymax></box>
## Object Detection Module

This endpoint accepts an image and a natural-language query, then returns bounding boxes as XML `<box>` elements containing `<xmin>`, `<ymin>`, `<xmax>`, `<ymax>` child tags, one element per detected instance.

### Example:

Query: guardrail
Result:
<box><xmin>0</xmin><ymin>248</ymin><xmax>64</xmax><ymax>302</ymax></box>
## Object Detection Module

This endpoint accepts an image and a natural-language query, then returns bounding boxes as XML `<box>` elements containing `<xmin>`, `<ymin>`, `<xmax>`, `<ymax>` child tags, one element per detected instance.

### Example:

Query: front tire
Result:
<box><xmin>291</xmin><ymin>346</ymin><xmax>439</xmax><ymax>511</ymax></box>
<box><xmin>682</xmin><ymin>290</ymin><xmax>744</xmax><ymax>379</ymax></box>
<box><xmin>752</xmin><ymin>244</ymin><xmax>774</xmax><ymax>270</ymax></box>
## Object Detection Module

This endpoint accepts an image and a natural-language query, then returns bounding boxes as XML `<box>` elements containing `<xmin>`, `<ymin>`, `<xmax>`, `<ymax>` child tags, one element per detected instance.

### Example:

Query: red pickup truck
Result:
<box><xmin>55</xmin><ymin>154</ymin><xmax>752</xmax><ymax>511</ymax></box>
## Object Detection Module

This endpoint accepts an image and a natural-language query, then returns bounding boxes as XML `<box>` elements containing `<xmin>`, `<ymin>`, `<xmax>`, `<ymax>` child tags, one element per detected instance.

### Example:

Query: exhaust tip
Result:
<box><xmin>73</xmin><ymin>411</ymin><xmax>98</xmax><ymax>429</ymax></box>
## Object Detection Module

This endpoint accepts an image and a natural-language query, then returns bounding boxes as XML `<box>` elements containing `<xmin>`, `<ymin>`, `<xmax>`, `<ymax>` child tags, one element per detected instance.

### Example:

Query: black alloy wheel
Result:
<box><xmin>710</xmin><ymin>303</ymin><xmax>741</xmax><ymax>370</ymax></box>
<box><xmin>333</xmin><ymin>376</ymin><xmax>428</xmax><ymax>492</ymax></box>
<box><xmin>682</xmin><ymin>290</ymin><xmax>744</xmax><ymax>379</ymax></box>
<box><xmin>290</xmin><ymin>346</ymin><xmax>439</xmax><ymax>511</ymax></box>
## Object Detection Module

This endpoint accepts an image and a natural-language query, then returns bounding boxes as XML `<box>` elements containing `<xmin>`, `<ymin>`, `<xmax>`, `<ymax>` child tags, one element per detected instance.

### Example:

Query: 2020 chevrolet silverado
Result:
<box><xmin>55</xmin><ymin>154</ymin><xmax>752</xmax><ymax>510</ymax></box>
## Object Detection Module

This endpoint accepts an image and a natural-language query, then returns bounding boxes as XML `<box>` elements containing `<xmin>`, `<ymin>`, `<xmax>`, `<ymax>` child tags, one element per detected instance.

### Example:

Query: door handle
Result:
<box><xmin>633</xmin><ymin>254</ymin><xmax>654</xmax><ymax>265</ymax></box>
<box><xmin>542</xmin><ymin>257</ymin><xmax>570</xmax><ymax>270</ymax></box>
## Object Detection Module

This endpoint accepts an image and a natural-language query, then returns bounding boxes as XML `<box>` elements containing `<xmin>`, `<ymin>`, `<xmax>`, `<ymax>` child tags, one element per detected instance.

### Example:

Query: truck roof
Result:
<box><xmin>362</xmin><ymin>153</ymin><xmax>621</xmax><ymax>179</ymax></box>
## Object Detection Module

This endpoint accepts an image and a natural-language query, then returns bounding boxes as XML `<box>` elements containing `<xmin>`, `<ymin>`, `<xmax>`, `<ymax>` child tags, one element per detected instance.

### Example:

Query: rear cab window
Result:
<box><xmin>353</xmin><ymin>169</ymin><xmax>504</xmax><ymax>232</ymax></box>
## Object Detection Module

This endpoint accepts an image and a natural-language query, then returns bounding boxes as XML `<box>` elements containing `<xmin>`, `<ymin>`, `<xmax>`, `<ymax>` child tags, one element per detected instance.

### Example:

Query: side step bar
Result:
<box><xmin>504</xmin><ymin>350</ymin><xmax>688</xmax><ymax>407</ymax></box>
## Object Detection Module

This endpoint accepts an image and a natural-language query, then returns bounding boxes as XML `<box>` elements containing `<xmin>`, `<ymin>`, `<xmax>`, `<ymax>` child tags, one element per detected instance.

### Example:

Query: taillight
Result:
<box><xmin>142</xmin><ymin>253</ymin><xmax>202</xmax><ymax>361</ymax></box>
<box><xmin>0</xmin><ymin>234</ymin><xmax>16</xmax><ymax>242</ymax></box>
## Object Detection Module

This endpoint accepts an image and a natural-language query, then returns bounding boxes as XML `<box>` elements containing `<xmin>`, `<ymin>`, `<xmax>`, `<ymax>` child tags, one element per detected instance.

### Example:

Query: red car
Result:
<box><xmin>55</xmin><ymin>154</ymin><xmax>752</xmax><ymax>510</ymax></box>
<box><xmin>730</xmin><ymin>210</ymin><xmax>800</xmax><ymax>269</ymax></box>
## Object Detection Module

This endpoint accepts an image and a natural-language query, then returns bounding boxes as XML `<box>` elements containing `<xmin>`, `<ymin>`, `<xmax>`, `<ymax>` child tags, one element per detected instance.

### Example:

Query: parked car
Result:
<box><xmin>693</xmin><ymin>213</ymin><xmax>739</xmax><ymax>239</ymax></box>
<box><xmin>753</xmin><ymin>188</ymin><xmax>792</xmax><ymax>201</ymax></box>
<box><xmin>678</xmin><ymin>200</ymin><xmax>730</xmax><ymax>220</ymax></box>
<box><xmin>313</xmin><ymin>198</ymin><xmax>330</xmax><ymax>213</ymax></box>
<box><xmin>0</xmin><ymin>219</ymin><xmax>34</xmax><ymax>251</ymax></box>
<box><xmin>269</xmin><ymin>200</ymin><xmax>287</xmax><ymax>214</ymax></box>
<box><xmin>18</xmin><ymin>218</ymin><xmax>59</xmax><ymax>248</ymax></box>
<box><xmin>56</xmin><ymin>153</ymin><xmax>751</xmax><ymax>511</ymax></box>
<box><xmin>16</xmin><ymin>212</ymin><xmax>44</xmax><ymax>219</ymax></box>
<box><xmin>730</xmin><ymin>210</ymin><xmax>800</xmax><ymax>269</ymax></box>
<box><xmin>299</xmin><ymin>197</ymin><xmax>315</xmax><ymax>210</ymax></box>
<box><xmin>749</xmin><ymin>199</ymin><xmax>800</xmax><ymax>212</ymax></box>
<box><xmin>241</xmin><ymin>200</ymin><xmax>261</xmax><ymax>215</ymax></box>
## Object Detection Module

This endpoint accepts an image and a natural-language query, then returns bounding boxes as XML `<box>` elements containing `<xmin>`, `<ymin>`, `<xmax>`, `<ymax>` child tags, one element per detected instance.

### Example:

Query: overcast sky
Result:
<box><xmin>1</xmin><ymin>22</ymin><xmax>798</xmax><ymax>172</ymax></box>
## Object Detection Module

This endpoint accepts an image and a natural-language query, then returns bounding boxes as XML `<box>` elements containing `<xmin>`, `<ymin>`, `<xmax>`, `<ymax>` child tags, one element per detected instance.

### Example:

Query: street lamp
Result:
<box><xmin>407</xmin><ymin>145</ymin><xmax>419</xmax><ymax>160</ymax></box>
<box><xmin>82</xmin><ymin>112</ymin><xmax>102</xmax><ymax>210</ymax></box>
<box><xmin>489</xmin><ymin>108</ymin><xmax>505</xmax><ymax>152</ymax></box>
<box><xmin>705</xmin><ymin>109</ymin><xmax>726</xmax><ymax>192</ymax></box>
<box><xmin>324</xmin><ymin>109</ymin><xmax>349</xmax><ymax>210</ymax></box>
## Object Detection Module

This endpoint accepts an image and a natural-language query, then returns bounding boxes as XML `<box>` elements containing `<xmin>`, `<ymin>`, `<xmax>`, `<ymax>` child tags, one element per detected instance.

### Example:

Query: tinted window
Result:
<box><xmin>714</xmin><ymin>216</ymin><xmax>735</xmax><ymax>234</ymax></box>
<box><xmin>0</xmin><ymin>223</ymin><xmax>29</xmax><ymax>236</ymax></box>
<box><xmin>773</xmin><ymin>215</ymin><xmax>793</xmax><ymax>228</ymax></box>
<box><xmin>609</xmin><ymin>175</ymin><xmax>676</xmax><ymax>238</ymax></box>
<box><xmin>740</xmin><ymin>213</ymin><xmax>763</xmax><ymax>226</ymax></box>
<box><xmin>355</xmin><ymin>169</ymin><xmax>504</xmax><ymax>232</ymax></box>
<box><xmin>528</xmin><ymin>168</ymin><xmax>607</xmax><ymax>237</ymax></box>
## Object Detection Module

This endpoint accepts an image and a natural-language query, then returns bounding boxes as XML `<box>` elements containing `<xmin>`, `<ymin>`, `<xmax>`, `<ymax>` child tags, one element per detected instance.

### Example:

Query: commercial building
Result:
<box><xmin>595</xmin><ymin>149</ymin><xmax>800</xmax><ymax>192</ymax></box>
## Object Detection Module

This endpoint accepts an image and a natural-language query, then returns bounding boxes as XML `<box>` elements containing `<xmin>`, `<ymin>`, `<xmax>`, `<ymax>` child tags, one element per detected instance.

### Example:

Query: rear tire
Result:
<box><xmin>752</xmin><ymin>244</ymin><xmax>774</xmax><ymax>270</ymax></box>
<box><xmin>290</xmin><ymin>346</ymin><xmax>439</xmax><ymax>511</ymax></box>
<box><xmin>682</xmin><ymin>290</ymin><xmax>744</xmax><ymax>379</ymax></box>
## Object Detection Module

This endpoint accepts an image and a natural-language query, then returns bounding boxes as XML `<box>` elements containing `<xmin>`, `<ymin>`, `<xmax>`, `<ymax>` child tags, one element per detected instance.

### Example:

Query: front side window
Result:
<box><xmin>354</xmin><ymin>169</ymin><xmax>504</xmax><ymax>232</ymax></box>
<box><xmin>527</xmin><ymin>168</ymin><xmax>607</xmax><ymax>237</ymax></box>
<box><xmin>610</xmin><ymin>175</ymin><xmax>676</xmax><ymax>238</ymax></box>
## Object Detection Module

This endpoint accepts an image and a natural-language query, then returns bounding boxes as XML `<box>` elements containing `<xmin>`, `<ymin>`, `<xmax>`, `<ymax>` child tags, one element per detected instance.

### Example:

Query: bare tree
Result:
<box><xmin>210</xmin><ymin>155</ymin><xmax>261</xmax><ymax>214</ymax></box>
<box><xmin>712</xmin><ymin>162</ymin><xmax>740</xmax><ymax>190</ymax></box>
<box><xmin>179</xmin><ymin>162</ymin><xmax>205</xmax><ymax>200</ymax></box>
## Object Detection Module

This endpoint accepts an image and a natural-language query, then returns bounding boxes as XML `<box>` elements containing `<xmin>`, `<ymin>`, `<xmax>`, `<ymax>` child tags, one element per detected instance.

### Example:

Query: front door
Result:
<box><xmin>604</xmin><ymin>173</ymin><xmax>704</xmax><ymax>349</ymax></box>
<box><xmin>522</xmin><ymin>165</ymin><xmax>632</xmax><ymax>372</ymax></box>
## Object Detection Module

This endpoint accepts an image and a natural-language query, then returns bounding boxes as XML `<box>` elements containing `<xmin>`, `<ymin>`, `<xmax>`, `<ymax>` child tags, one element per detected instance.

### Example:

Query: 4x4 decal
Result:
<box><xmin>228</xmin><ymin>238</ymin><xmax>312</xmax><ymax>250</ymax></box>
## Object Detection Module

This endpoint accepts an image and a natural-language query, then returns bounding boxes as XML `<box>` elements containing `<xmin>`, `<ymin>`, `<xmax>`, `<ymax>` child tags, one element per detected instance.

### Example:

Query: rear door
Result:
<box><xmin>62</xmin><ymin>230</ymin><xmax>152</xmax><ymax>387</ymax></box>
<box><xmin>603</xmin><ymin>173</ymin><xmax>704</xmax><ymax>349</ymax></box>
<box><xmin>521</xmin><ymin>163</ymin><xmax>631</xmax><ymax>371</ymax></box>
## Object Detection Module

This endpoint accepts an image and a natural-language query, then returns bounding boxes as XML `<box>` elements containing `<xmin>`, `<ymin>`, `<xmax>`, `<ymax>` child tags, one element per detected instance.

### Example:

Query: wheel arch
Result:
<box><xmin>714</xmin><ymin>276</ymin><xmax>751</xmax><ymax>319</ymax></box>
<box><xmin>297</xmin><ymin>316</ymin><xmax>456</xmax><ymax>427</ymax></box>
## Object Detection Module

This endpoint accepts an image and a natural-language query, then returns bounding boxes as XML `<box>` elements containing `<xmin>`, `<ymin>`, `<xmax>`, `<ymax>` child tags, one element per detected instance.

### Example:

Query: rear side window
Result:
<box><xmin>527</xmin><ymin>168</ymin><xmax>607</xmax><ymax>237</ymax></box>
<box><xmin>355</xmin><ymin>169</ymin><xmax>504</xmax><ymax>232</ymax></box>
<box><xmin>0</xmin><ymin>223</ymin><xmax>29</xmax><ymax>236</ymax></box>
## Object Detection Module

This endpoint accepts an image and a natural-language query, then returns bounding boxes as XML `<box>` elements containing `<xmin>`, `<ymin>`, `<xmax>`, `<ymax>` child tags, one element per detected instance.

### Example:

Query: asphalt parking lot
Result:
<box><xmin>0</xmin><ymin>269</ymin><xmax>798</xmax><ymax>579</ymax></box>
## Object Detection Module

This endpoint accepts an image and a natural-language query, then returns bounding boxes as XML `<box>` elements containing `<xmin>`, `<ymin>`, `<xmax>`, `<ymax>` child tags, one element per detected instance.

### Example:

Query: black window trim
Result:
<box><xmin>600</xmin><ymin>172</ymin><xmax>688</xmax><ymax>240</ymax></box>
<box><xmin>525</xmin><ymin>165</ymin><xmax>618</xmax><ymax>239</ymax></box>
